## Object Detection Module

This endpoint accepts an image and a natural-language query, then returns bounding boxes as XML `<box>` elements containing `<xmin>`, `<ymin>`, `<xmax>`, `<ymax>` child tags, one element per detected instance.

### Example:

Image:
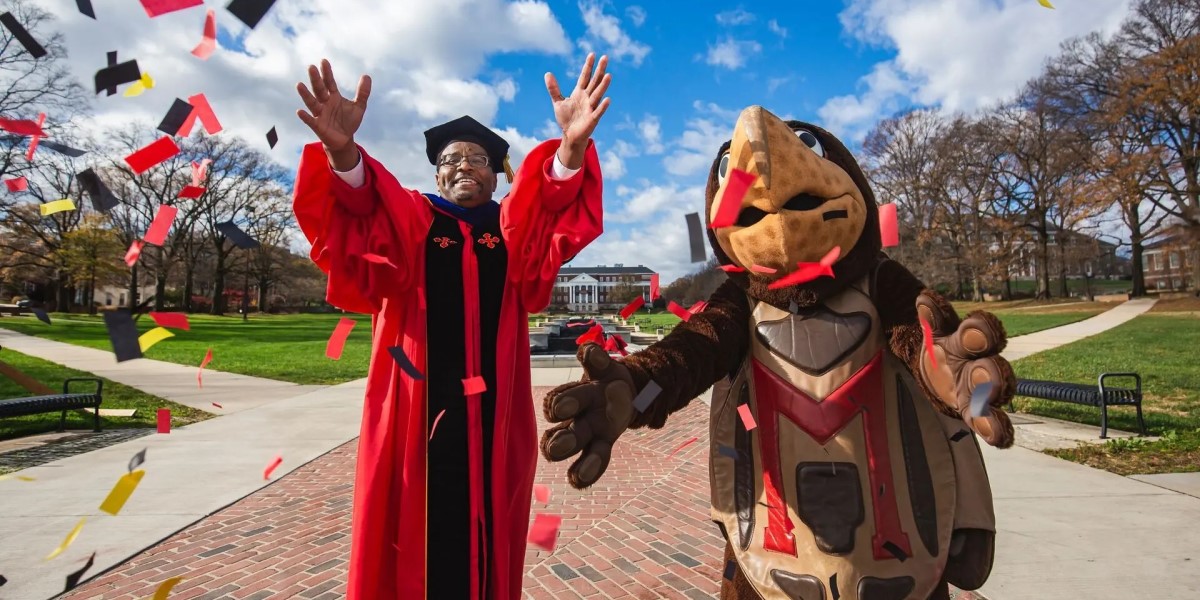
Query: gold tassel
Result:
<box><xmin>503</xmin><ymin>155</ymin><xmax>514</xmax><ymax>184</ymax></box>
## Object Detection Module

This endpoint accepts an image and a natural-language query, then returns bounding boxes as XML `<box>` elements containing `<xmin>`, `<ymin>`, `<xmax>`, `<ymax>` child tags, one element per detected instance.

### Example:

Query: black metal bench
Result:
<box><xmin>0</xmin><ymin>378</ymin><xmax>105</xmax><ymax>432</ymax></box>
<box><xmin>1015</xmin><ymin>373</ymin><xmax>1146</xmax><ymax>439</ymax></box>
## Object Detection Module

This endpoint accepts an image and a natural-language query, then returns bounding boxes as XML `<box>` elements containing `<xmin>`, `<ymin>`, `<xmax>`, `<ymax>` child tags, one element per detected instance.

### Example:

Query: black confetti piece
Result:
<box><xmin>717</xmin><ymin>445</ymin><xmax>739</xmax><ymax>461</ymax></box>
<box><xmin>723</xmin><ymin>560</ymin><xmax>736</xmax><ymax>581</ymax></box>
<box><xmin>0</xmin><ymin>12</ymin><xmax>47</xmax><ymax>59</ymax></box>
<box><xmin>94</xmin><ymin>58</ymin><xmax>141</xmax><ymax>95</ymax></box>
<box><xmin>77</xmin><ymin>168</ymin><xmax>120</xmax><ymax>212</ymax></box>
<box><xmin>76</xmin><ymin>0</ymin><xmax>96</xmax><ymax>19</ymax></box>
<box><xmin>62</xmin><ymin>552</ymin><xmax>96</xmax><ymax>592</ymax></box>
<box><xmin>970</xmin><ymin>381</ymin><xmax>994</xmax><ymax>419</ymax></box>
<box><xmin>226</xmin><ymin>0</ymin><xmax>277</xmax><ymax>29</ymax></box>
<box><xmin>950</xmin><ymin>429</ymin><xmax>971</xmax><ymax>442</ymax></box>
<box><xmin>830</xmin><ymin>573</ymin><xmax>840</xmax><ymax>600</ymax></box>
<box><xmin>387</xmin><ymin>346</ymin><xmax>425</xmax><ymax>381</ymax></box>
<box><xmin>0</xmin><ymin>574</ymin><xmax>7</xmax><ymax>587</ymax></box>
<box><xmin>128</xmin><ymin>447</ymin><xmax>146</xmax><ymax>473</ymax></box>
<box><xmin>883</xmin><ymin>540</ymin><xmax>908</xmax><ymax>562</ymax></box>
<box><xmin>31</xmin><ymin>307</ymin><xmax>50</xmax><ymax>324</ymax></box>
<box><xmin>40</xmin><ymin>140</ymin><xmax>87</xmax><ymax>157</ymax></box>
<box><xmin>685</xmin><ymin>212</ymin><xmax>706</xmax><ymax>263</ymax></box>
<box><xmin>103</xmin><ymin>310</ymin><xmax>143</xmax><ymax>362</ymax></box>
<box><xmin>103</xmin><ymin>51</ymin><xmax>117</xmax><ymax>96</ymax></box>
<box><xmin>632</xmin><ymin>380</ymin><xmax>662</xmax><ymax>413</ymax></box>
<box><xmin>266</xmin><ymin>126</ymin><xmax>278</xmax><ymax>149</ymax></box>
<box><xmin>216</xmin><ymin>221</ymin><xmax>260</xmax><ymax>249</ymax></box>
<box><xmin>157</xmin><ymin>98</ymin><xmax>193</xmax><ymax>136</ymax></box>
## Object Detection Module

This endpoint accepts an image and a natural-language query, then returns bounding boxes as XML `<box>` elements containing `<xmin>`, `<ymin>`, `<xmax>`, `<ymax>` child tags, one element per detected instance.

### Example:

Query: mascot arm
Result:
<box><xmin>872</xmin><ymin>257</ymin><xmax>936</xmax><ymax>372</ymax></box>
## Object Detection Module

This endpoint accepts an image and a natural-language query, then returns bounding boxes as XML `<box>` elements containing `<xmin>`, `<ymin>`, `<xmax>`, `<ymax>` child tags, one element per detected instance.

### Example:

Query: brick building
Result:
<box><xmin>551</xmin><ymin>264</ymin><xmax>657</xmax><ymax>312</ymax></box>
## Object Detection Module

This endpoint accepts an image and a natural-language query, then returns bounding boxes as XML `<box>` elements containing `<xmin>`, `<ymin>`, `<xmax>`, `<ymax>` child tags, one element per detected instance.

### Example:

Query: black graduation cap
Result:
<box><xmin>0</xmin><ymin>12</ymin><xmax>47</xmax><ymax>59</ymax></box>
<box><xmin>77</xmin><ymin>168</ymin><xmax>120</xmax><ymax>212</ymax></box>
<box><xmin>216</xmin><ymin>221</ymin><xmax>259</xmax><ymax>249</ymax></box>
<box><xmin>423</xmin><ymin>115</ymin><xmax>514</xmax><ymax>183</ymax></box>
<box><xmin>104</xmin><ymin>310</ymin><xmax>143</xmax><ymax>362</ymax></box>
<box><xmin>226</xmin><ymin>0</ymin><xmax>276</xmax><ymax>29</ymax></box>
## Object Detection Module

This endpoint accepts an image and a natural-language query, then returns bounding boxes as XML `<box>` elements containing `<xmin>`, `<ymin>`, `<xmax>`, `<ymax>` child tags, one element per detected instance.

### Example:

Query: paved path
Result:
<box><xmin>1000</xmin><ymin>297</ymin><xmax>1156</xmax><ymax>361</ymax></box>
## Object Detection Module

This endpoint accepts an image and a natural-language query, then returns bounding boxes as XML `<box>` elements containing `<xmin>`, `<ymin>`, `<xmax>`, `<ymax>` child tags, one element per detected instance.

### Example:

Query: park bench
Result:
<box><xmin>1015</xmin><ymin>373</ymin><xmax>1146</xmax><ymax>439</ymax></box>
<box><xmin>0</xmin><ymin>378</ymin><xmax>105</xmax><ymax>432</ymax></box>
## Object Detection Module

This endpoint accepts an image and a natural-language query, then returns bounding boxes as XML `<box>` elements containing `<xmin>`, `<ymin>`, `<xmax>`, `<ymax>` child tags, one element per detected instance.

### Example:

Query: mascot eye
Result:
<box><xmin>796</xmin><ymin>129</ymin><xmax>825</xmax><ymax>158</ymax></box>
<box><xmin>717</xmin><ymin>152</ymin><xmax>730</xmax><ymax>185</ymax></box>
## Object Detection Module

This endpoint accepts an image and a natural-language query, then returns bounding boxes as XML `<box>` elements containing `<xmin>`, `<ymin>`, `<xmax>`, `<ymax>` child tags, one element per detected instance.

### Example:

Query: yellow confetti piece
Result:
<box><xmin>151</xmin><ymin>576</ymin><xmax>184</xmax><ymax>599</ymax></box>
<box><xmin>39</xmin><ymin>199</ymin><xmax>76</xmax><ymax>216</ymax></box>
<box><xmin>99</xmin><ymin>469</ymin><xmax>145</xmax><ymax>516</ymax></box>
<box><xmin>0</xmin><ymin>473</ymin><xmax>35</xmax><ymax>482</ymax></box>
<box><xmin>45</xmin><ymin>517</ymin><xmax>86</xmax><ymax>561</ymax></box>
<box><xmin>1038</xmin><ymin>0</ymin><xmax>1055</xmax><ymax>7</ymax></box>
<box><xmin>139</xmin><ymin>327</ymin><xmax>175</xmax><ymax>352</ymax></box>
<box><xmin>123</xmin><ymin>73</ymin><xmax>155</xmax><ymax>97</ymax></box>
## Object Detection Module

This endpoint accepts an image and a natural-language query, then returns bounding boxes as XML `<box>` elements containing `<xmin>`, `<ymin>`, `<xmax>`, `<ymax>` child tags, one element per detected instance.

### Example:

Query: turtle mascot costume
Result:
<box><xmin>540</xmin><ymin>106</ymin><xmax>1017</xmax><ymax>600</ymax></box>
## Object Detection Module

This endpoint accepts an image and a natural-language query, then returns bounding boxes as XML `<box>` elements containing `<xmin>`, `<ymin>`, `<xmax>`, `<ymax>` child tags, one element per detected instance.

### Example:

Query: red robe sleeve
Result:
<box><xmin>500</xmin><ymin>139</ymin><xmax>603</xmax><ymax>312</ymax></box>
<box><xmin>293</xmin><ymin>142</ymin><xmax>433</xmax><ymax>314</ymax></box>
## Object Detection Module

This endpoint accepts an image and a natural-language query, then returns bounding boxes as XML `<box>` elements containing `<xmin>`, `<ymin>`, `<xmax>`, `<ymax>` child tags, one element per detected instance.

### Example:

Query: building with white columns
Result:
<box><xmin>550</xmin><ymin>264</ymin><xmax>657</xmax><ymax>312</ymax></box>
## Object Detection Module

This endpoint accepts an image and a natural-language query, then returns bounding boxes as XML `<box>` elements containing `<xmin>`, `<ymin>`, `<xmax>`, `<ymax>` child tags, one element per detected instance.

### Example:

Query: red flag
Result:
<box><xmin>618</xmin><ymin>296</ymin><xmax>645</xmax><ymax>319</ymax></box>
<box><xmin>4</xmin><ymin>177</ymin><xmax>27</xmax><ymax>192</ymax></box>
<box><xmin>143</xmin><ymin>205</ymin><xmax>178</xmax><ymax>246</ymax></box>
<box><xmin>710</xmin><ymin>168</ymin><xmax>755</xmax><ymax>228</ymax></box>
<box><xmin>767</xmin><ymin>246</ymin><xmax>841</xmax><ymax>290</ymax></box>
<box><xmin>879</xmin><ymin>203</ymin><xmax>899</xmax><ymax>247</ymax></box>
<box><xmin>149</xmin><ymin>311</ymin><xmax>189</xmax><ymax>330</ymax></box>
<box><xmin>527</xmin><ymin>513</ymin><xmax>563</xmax><ymax>552</ymax></box>
<box><xmin>124</xmin><ymin>136</ymin><xmax>181</xmax><ymax>175</ymax></box>
<box><xmin>325</xmin><ymin>317</ymin><xmax>355</xmax><ymax>360</ymax></box>
<box><xmin>649</xmin><ymin>274</ymin><xmax>660</xmax><ymax>301</ymax></box>
<box><xmin>667</xmin><ymin>301</ymin><xmax>692</xmax><ymax>322</ymax></box>
<box><xmin>198</xmin><ymin>348</ymin><xmax>212</xmax><ymax>388</ymax></box>
<box><xmin>177</xmin><ymin>93</ymin><xmax>223</xmax><ymax>136</ymax></box>
<box><xmin>190</xmin><ymin>9</ymin><xmax>217</xmax><ymax>59</ymax></box>
<box><xmin>124</xmin><ymin>240</ymin><xmax>146</xmax><ymax>267</ymax></box>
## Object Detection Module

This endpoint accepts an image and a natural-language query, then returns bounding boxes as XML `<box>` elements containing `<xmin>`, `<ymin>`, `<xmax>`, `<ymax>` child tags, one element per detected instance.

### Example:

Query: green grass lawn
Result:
<box><xmin>988</xmin><ymin>310</ymin><xmax>1106</xmax><ymax>337</ymax></box>
<box><xmin>0</xmin><ymin>348</ymin><xmax>211</xmax><ymax>441</ymax></box>
<box><xmin>0</xmin><ymin>313</ymin><xmax>374</xmax><ymax>385</ymax></box>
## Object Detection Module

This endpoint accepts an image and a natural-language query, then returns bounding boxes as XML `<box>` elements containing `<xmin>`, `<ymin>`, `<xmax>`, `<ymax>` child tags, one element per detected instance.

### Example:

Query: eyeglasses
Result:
<box><xmin>438</xmin><ymin>153</ymin><xmax>490</xmax><ymax>169</ymax></box>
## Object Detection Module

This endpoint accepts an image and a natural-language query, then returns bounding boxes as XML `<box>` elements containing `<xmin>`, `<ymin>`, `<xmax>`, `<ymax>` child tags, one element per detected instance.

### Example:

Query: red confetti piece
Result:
<box><xmin>618</xmin><ymin>296</ymin><xmax>645</xmax><ymax>319</ymax></box>
<box><xmin>0</xmin><ymin>117</ymin><xmax>44</xmax><ymax>136</ymax></box>
<box><xmin>751</xmin><ymin>264</ymin><xmax>777</xmax><ymax>274</ymax></box>
<box><xmin>190</xmin><ymin>9</ymin><xmax>217</xmax><ymax>59</ymax></box>
<box><xmin>362</xmin><ymin>253</ymin><xmax>396</xmax><ymax>268</ymax></box>
<box><xmin>688</xmin><ymin>301</ymin><xmax>709</xmax><ymax>314</ymax></box>
<box><xmin>462</xmin><ymin>376</ymin><xmax>487</xmax><ymax>396</ymax></box>
<box><xmin>737</xmin><ymin>404</ymin><xmax>757</xmax><ymax>431</ymax></box>
<box><xmin>24</xmin><ymin>112</ymin><xmax>45</xmax><ymax>161</ymax></box>
<box><xmin>178</xmin><ymin>185</ymin><xmax>205</xmax><ymax>199</ymax></box>
<box><xmin>143</xmin><ymin>205</ymin><xmax>178</xmax><ymax>245</ymax></box>
<box><xmin>711</xmin><ymin>168</ymin><xmax>755</xmax><ymax>229</ymax></box>
<box><xmin>211</xmin><ymin>402</ymin><xmax>222</xmax><ymax>409</ymax></box>
<box><xmin>191</xmin><ymin>159</ymin><xmax>210</xmax><ymax>186</ymax></box>
<box><xmin>719</xmin><ymin>264</ymin><xmax>745</xmax><ymax>273</ymax></box>
<box><xmin>533</xmin><ymin>484</ymin><xmax>551</xmax><ymax>504</ymax></box>
<box><xmin>124</xmin><ymin>136</ymin><xmax>181</xmax><ymax>175</ymax></box>
<box><xmin>325</xmin><ymin>318</ymin><xmax>355</xmax><ymax>360</ymax></box>
<box><xmin>156</xmin><ymin>408</ymin><xmax>171</xmax><ymax>434</ymax></box>
<box><xmin>767</xmin><ymin>246</ymin><xmax>841</xmax><ymax>290</ymax></box>
<box><xmin>263</xmin><ymin>455</ymin><xmax>283</xmax><ymax>479</ymax></box>
<box><xmin>177</xmin><ymin>93</ymin><xmax>223</xmax><ymax>136</ymax></box>
<box><xmin>198</xmin><ymin>348</ymin><xmax>212</xmax><ymax>388</ymax></box>
<box><xmin>124</xmin><ymin>240</ymin><xmax>146</xmax><ymax>267</ymax></box>
<box><xmin>139</xmin><ymin>0</ymin><xmax>203</xmax><ymax>18</ymax></box>
<box><xmin>879</xmin><ymin>203</ymin><xmax>899</xmax><ymax>247</ymax></box>
<box><xmin>920</xmin><ymin>317</ymin><xmax>937</xmax><ymax>369</ymax></box>
<box><xmin>667</xmin><ymin>301</ymin><xmax>692</xmax><ymax>322</ymax></box>
<box><xmin>649</xmin><ymin>274</ymin><xmax>660</xmax><ymax>301</ymax></box>
<box><xmin>428</xmin><ymin>409</ymin><xmax>446</xmax><ymax>441</ymax></box>
<box><xmin>149</xmin><ymin>312</ymin><xmax>189</xmax><ymax>330</ymax></box>
<box><xmin>575</xmin><ymin>323</ymin><xmax>604</xmax><ymax>346</ymax></box>
<box><xmin>4</xmin><ymin>177</ymin><xmax>27</xmax><ymax>192</ymax></box>
<box><xmin>667</xmin><ymin>436</ymin><xmax>699</xmax><ymax>458</ymax></box>
<box><xmin>527</xmin><ymin>513</ymin><xmax>563</xmax><ymax>552</ymax></box>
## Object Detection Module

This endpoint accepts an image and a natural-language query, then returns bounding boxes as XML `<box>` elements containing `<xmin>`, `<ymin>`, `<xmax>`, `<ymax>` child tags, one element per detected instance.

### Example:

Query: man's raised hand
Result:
<box><xmin>296</xmin><ymin>59</ymin><xmax>372</xmax><ymax>166</ymax></box>
<box><xmin>545</xmin><ymin>53</ymin><xmax>612</xmax><ymax>169</ymax></box>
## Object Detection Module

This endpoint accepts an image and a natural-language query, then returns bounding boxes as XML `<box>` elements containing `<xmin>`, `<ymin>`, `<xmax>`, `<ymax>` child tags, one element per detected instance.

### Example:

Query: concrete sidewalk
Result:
<box><xmin>0</xmin><ymin>328</ymin><xmax>326</xmax><ymax>414</ymax></box>
<box><xmin>1001</xmin><ymin>297</ymin><xmax>1156</xmax><ymax>361</ymax></box>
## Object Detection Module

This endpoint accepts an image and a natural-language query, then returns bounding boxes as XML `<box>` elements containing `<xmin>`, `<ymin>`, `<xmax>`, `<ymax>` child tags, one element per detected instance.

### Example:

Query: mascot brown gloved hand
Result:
<box><xmin>543</xmin><ymin>105</ymin><xmax>1015</xmax><ymax>600</ymax></box>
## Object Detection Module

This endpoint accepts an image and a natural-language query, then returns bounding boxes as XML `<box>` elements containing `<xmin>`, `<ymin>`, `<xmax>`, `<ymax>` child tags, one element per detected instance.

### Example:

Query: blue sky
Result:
<box><xmin>43</xmin><ymin>0</ymin><xmax>1136</xmax><ymax>283</ymax></box>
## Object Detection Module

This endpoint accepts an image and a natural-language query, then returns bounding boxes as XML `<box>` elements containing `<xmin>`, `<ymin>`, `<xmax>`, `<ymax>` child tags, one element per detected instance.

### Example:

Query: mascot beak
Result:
<box><xmin>740</xmin><ymin>105</ymin><xmax>772</xmax><ymax>189</ymax></box>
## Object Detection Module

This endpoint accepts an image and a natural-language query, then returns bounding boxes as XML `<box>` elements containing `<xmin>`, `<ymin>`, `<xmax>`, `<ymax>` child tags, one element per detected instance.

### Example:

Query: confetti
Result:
<box><xmin>667</xmin><ymin>301</ymin><xmax>692</xmax><ymax>322</ymax></box>
<box><xmin>191</xmin><ymin>159</ymin><xmax>211</xmax><ymax>186</ymax></box>
<box><xmin>24</xmin><ymin>112</ymin><xmax>45</xmax><ymax>161</ymax></box>
<box><xmin>191</xmin><ymin>9</ymin><xmax>217</xmax><ymax>59</ymax></box>
<box><xmin>122</xmin><ymin>72</ymin><xmax>156</xmax><ymax>98</ymax></box>
<box><xmin>128</xmin><ymin>447</ymin><xmax>147</xmax><ymax>472</ymax></box>
<box><xmin>151</xmin><ymin>576</ymin><xmax>184</xmax><ymax>599</ymax></box>
<box><xmin>32</xmin><ymin>308</ymin><xmax>51</xmax><ymax>324</ymax></box>
<box><xmin>533</xmin><ymin>484</ymin><xmax>551</xmax><ymax>504</ymax></box>
<box><xmin>428</xmin><ymin>409</ymin><xmax>446</xmax><ymax>441</ymax></box>
<box><xmin>149</xmin><ymin>312</ymin><xmax>189</xmax><ymax>330</ymax></box>
<box><xmin>387</xmin><ymin>346</ymin><xmax>425</xmax><ymax>380</ymax></box>
<box><xmin>737</xmin><ymin>404</ymin><xmax>757</xmax><ymax>431</ymax></box>
<box><xmin>667</xmin><ymin>436</ymin><xmax>699</xmax><ymax>458</ymax></box>
<box><xmin>177</xmin><ymin>93</ymin><xmax>223</xmax><ymax>136</ymax></box>
<box><xmin>618</xmin><ymin>295</ymin><xmax>645</xmax><ymax>319</ymax></box>
<box><xmin>39</xmin><ymin>199</ymin><xmax>76</xmax><ymax>217</ymax></box>
<box><xmin>750</xmin><ymin>264</ymin><xmax>776</xmax><ymax>274</ymax></box>
<box><xmin>125</xmin><ymin>239</ymin><xmax>145</xmax><ymax>267</ymax></box>
<box><xmin>688</xmin><ymin>300</ymin><xmax>708</xmax><ymax>314</ymax></box>
<box><xmin>77</xmin><ymin>168</ymin><xmax>120</xmax><ymax>212</ymax></box>
<box><xmin>41</xmin><ymin>140</ymin><xmax>87</xmax><ymax>157</ymax></box>
<box><xmin>138</xmin><ymin>327</ymin><xmax>174</xmax><ymax>353</ymax></box>
<box><xmin>603</xmin><ymin>334</ymin><xmax>628</xmax><ymax>357</ymax></box>
<box><xmin>226</xmin><ymin>0</ymin><xmax>278</xmax><ymax>29</ymax></box>
<box><xmin>0</xmin><ymin>12</ymin><xmax>47</xmax><ymax>58</ymax></box>
<box><xmin>157</xmin><ymin>409</ymin><xmax>171</xmax><ymax>434</ymax></box>
<box><xmin>45</xmin><ymin>518</ymin><xmax>86</xmax><ymax>561</ymax></box>
<box><xmin>950</xmin><ymin>429</ymin><xmax>971</xmax><ymax>442</ymax></box>
<box><xmin>767</xmin><ymin>246</ymin><xmax>841</xmax><ymax>290</ymax></box>
<box><xmin>198</xmin><ymin>347</ymin><xmax>212</xmax><ymax>387</ymax></box>
<box><xmin>1038</xmin><ymin>0</ymin><xmax>1055</xmax><ymax>8</ymax></box>
<box><xmin>140</xmin><ymin>0</ymin><xmax>203</xmax><ymax>18</ymax></box>
<box><xmin>526</xmin><ymin>513</ymin><xmax>563</xmax><ymax>552</ymax></box>
<box><xmin>212</xmin><ymin>402</ymin><xmax>222</xmax><ymax>409</ymax></box>
<box><xmin>178</xmin><ymin>185</ymin><xmax>206</xmax><ymax>199</ymax></box>
<box><xmin>574</xmin><ymin>323</ymin><xmax>604</xmax><ymax>346</ymax></box>
<box><xmin>685</xmin><ymin>212</ymin><xmax>706</xmax><ymax>263</ymax></box>
<box><xmin>0</xmin><ymin>474</ymin><xmax>35</xmax><ymax>482</ymax></box>
<box><xmin>723</xmin><ymin>560</ymin><xmax>737</xmax><ymax>581</ymax></box>
<box><xmin>325</xmin><ymin>317</ymin><xmax>355</xmax><ymax>360</ymax></box>
<box><xmin>969</xmin><ymin>381</ymin><xmax>994</xmax><ymax>419</ymax></box>
<box><xmin>263</xmin><ymin>455</ymin><xmax>283</xmax><ymax>479</ymax></box>
<box><xmin>103</xmin><ymin>310</ymin><xmax>143</xmax><ymax>362</ymax></box>
<box><xmin>144</xmin><ymin>205</ymin><xmax>178</xmax><ymax>245</ymax></box>
<box><xmin>632</xmin><ymin>380</ymin><xmax>662</xmax><ymax>413</ymax></box>
<box><xmin>920</xmin><ymin>317</ymin><xmax>937</xmax><ymax>369</ymax></box>
<box><xmin>99</xmin><ymin>469</ymin><xmax>145</xmax><ymax>516</ymax></box>
<box><xmin>362</xmin><ymin>252</ymin><xmax>395</xmax><ymax>268</ymax></box>
<box><xmin>125</xmin><ymin>136</ymin><xmax>180</xmax><ymax>175</ymax></box>
<box><xmin>266</xmin><ymin>126</ymin><xmax>278</xmax><ymax>149</ymax></box>
<box><xmin>879</xmin><ymin>203</ymin><xmax>899</xmax><ymax>247</ymax></box>
<box><xmin>157</xmin><ymin>98</ymin><xmax>194</xmax><ymax>136</ymax></box>
<box><xmin>711</xmin><ymin>168</ymin><xmax>755</xmax><ymax>228</ymax></box>
<box><xmin>649</xmin><ymin>274</ymin><xmax>660</xmax><ymax>301</ymax></box>
<box><xmin>216</xmin><ymin>221</ymin><xmax>260</xmax><ymax>249</ymax></box>
<box><xmin>0</xmin><ymin>117</ymin><xmax>44</xmax><ymax>137</ymax></box>
<box><xmin>63</xmin><ymin>552</ymin><xmax>96</xmax><ymax>592</ymax></box>
<box><xmin>94</xmin><ymin>58</ymin><xmax>142</xmax><ymax>95</ymax></box>
<box><xmin>462</xmin><ymin>375</ymin><xmax>487</xmax><ymax>396</ymax></box>
<box><xmin>719</xmin><ymin>264</ymin><xmax>745</xmax><ymax>273</ymax></box>
<box><xmin>4</xmin><ymin>177</ymin><xmax>26</xmax><ymax>192</ymax></box>
<box><xmin>0</xmin><ymin>574</ymin><xmax>5</xmax><ymax>586</ymax></box>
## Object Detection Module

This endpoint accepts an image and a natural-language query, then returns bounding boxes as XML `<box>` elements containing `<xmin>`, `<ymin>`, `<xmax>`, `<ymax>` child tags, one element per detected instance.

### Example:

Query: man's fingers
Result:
<box><xmin>296</xmin><ymin>83</ymin><xmax>320</xmax><ymax>115</ymax></box>
<box><xmin>296</xmin><ymin>109</ymin><xmax>318</xmax><ymax>132</ymax></box>
<box><xmin>589</xmin><ymin>73</ymin><xmax>611</xmax><ymax>106</ymax></box>
<box><xmin>590</xmin><ymin>97</ymin><xmax>612</xmax><ymax>125</ymax></box>
<box><xmin>544</xmin><ymin>72</ymin><xmax>564</xmax><ymax>101</ymax></box>
<box><xmin>576</xmin><ymin>52</ymin><xmax>595</xmax><ymax>93</ymax></box>
<box><xmin>320</xmin><ymin>58</ymin><xmax>340</xmax><ymax>96</ymax></box>
<box><xmin>353</xmin><ymin>74</ymin><xmax>372</xmax><ymax>107</ymax></box>
<box><xmin>587</xmin><ymin>55</ymin><xmax>609</xmax><ymax>94</ymax></box>
<box><xmin>308</xmin><ymin>64</ymin><xmax>327</xmax><ymax>102</ymax></box>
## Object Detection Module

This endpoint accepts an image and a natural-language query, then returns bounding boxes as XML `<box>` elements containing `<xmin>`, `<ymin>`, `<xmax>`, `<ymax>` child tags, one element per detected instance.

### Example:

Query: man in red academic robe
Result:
<box><xmin>291</xmin><ymin>54</ymin><xmax>612</xmax><ymax>599</ymax></box>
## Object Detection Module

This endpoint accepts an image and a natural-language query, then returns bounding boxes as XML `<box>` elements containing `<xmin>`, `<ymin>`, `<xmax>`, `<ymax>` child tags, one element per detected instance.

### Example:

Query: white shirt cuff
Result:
<box><xmin>551</xmin><ymin>154</ymin><xmax>581</xmax><ymax>180</ymax></box>
<box><xmin>332</xmin><ymin>152</ymin><xmax>365</xmax><ymax>188</ymax></box>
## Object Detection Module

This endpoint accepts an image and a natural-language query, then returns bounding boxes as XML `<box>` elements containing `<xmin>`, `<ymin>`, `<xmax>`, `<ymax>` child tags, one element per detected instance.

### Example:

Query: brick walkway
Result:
<box><xmin>63</xmin><ymin>388</ymin><xmax>986</xmax><ymax>599</ymax></box>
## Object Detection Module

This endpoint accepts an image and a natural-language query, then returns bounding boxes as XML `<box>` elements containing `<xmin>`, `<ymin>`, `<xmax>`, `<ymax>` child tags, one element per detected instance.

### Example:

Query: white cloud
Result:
<box><xmin>539</xmin><ymin>119</ymin><xmax>562</xmax><ymax>139</ymax></box>
<box><xmin>638</xmin><ymin>115</ymin><xmax>665</xmax><ymax>154</ymax></box>
<box><xmin>716</xmin><ymin>9</ymin><xmax>755</xmax><ymax>26</ymax></box>
<box><xmin>664</xmin><ymin>118</ymin><xmax>728</xmax><ymax>178</ymax></box>
<box><xmin>822</xmin><ymin>0</ymin><xmax>1134</xmax><ymax>140</ymax></box>
<box><xmin>768</xmin><ymin>19</ymin><xmax>788</xmax><ymax>38</ymax></box>
<box><xmin>626</xmin><ymin>5</ymin><xmax>647</xmax><ymax>27</ymax></box>
<box><xmin>705</xmin><ymin>37</ymin><xmax>763</xmax><ymax>70</ymax></box>
<box><xmin>611</xmin><ymin>138</ymin><xmax>641</xmax><ymax>159</ymax></box>
<box><xmin>767</xmin><ymin>76</ymin><xmax>792</xmax><ymax>94</ymax></box>
<box><xmin>691</xmin><ymin>100</ymin><xmax>741</xmax><ymax>122</ymax></box>
<box><xmin>578</xmin><ymin>1</ymin><xmax>651</xmax><ymax>66</ymax></box>
<box><xmin>601</xmin><ymin>150</ymin><xmax>626</xmax><ymax>179</ymax></box>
